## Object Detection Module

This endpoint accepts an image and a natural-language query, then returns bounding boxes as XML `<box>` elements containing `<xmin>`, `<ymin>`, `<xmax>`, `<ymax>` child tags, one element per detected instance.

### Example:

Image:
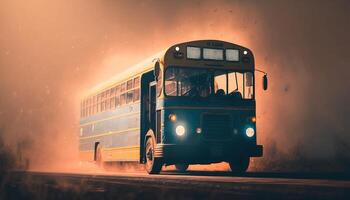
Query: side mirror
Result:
<box><xmin>154</xmin><ymin>61</ymin><xmax>160</xmax><ymax>80</ymax></box>
<box><xmin>263</xmin><ymin>74</ymin><xmax>268</xmax><ymax>90</ymax></box>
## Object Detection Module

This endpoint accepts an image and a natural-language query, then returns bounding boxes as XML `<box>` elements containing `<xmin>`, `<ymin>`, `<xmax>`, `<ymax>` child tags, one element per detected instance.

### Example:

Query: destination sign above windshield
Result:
<box><xmin>186</xmin><ymin>46</ymin><xmax>239</xmax><ymax>62</ymax></box>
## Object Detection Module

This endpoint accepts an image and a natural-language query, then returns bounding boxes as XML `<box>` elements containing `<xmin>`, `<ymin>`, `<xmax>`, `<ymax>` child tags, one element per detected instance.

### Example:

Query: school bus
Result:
<box><xmin>79</xmin><ymin>40</ymin><xmax>267</xmax><ymax>174</ymax></box>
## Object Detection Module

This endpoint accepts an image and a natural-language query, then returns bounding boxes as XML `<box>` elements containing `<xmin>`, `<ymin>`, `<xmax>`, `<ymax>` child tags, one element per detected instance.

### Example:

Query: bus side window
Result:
<box><xmin>115</xmin><ymin>85</ymin><xmax>120</xmax><ymax>94</ymax></box>
<box><xmin>134</xmin><ymin>77</ymin><xmax>140</xmax><ymax>88</ymax></box>
<box><xmin>127</xmin><ymin>79</ymin><xmax>133</xmax><ymax>91</ymax></box>
<box><xmin>115</xmin><ymin>85</ymin><xmax>120</xmax><ymax>107</ymax></box>
<box><xmin>126</xmin><ymin>91</ymin><xmax>133</xmax><ymax>104</ymax></box>
<box><xmin>133</xmin><ymin>88</ymin><xmax>140</xmax><ymax>102</ymax></box>
<box><xmin>121</xmin><ymin>83</ymin><xmax>126</xmax><ymax>93</ymax></box>
<box><xmin>110</xmin><ymin>96</ymin><xmax>115</xmax><ymax>109</ymax></box>
<box><xmin>93</xmin><ymin>95</ymin><xmax>97</xmax><ymax>114</ymax></box>
<box><xmin>120</xmin><ymin>93</ymin><xmax>126</xmax><ymax>105</ymax></box>
<box><xmin>80</xmin><ymin>101</ymin><xmax>83</xmax><ymax>117</ymax></box>
<box><xmin>106</xmin><ymin>89</ymin><xmax>111</xmax><ymax>110</ymax></box>
<box><xmin>86</xmin><ymin>98</ymin><xmax>90</xmax><ymax>116</ymax></box>
<box><xmin>110</xmin><ymin>87</ymin><xmax>115</xmax><ymax>97</ymax></box>
<box><xmin>101</xmin><ymin>91</ymin><xmax>106</xmax><ymax>111</ymax></box>
<box><xmin>97</xmin><ymin>93</ymin><xmax>101</xmax><ymax>113</ymax></box>
<box><xmin>115</xmin><ymin>95</ymin><xmax>120</xmax><ymax>107</ymax></box>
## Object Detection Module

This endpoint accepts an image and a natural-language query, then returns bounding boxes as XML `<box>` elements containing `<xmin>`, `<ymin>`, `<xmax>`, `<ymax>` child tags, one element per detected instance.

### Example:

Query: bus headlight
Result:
<box><xmin>175</xmin><ymin>125</ymin><xmax>185</xmax><ymax>136</ymax></box>
<box><xmin>245</xmin><ymin>127</ymin><xmax>255</xmax><ymax>137</ymax></box>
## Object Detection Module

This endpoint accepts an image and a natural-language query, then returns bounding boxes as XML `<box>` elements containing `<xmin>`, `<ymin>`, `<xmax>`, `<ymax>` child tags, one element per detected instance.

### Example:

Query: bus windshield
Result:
<box><xmin>165</xmin><ymin>67</ymin><xmax>254</xmax><ymax>99</ymax></box>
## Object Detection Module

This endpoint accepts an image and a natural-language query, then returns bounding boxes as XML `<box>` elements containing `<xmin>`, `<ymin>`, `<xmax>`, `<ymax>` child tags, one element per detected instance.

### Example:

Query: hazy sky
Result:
<box><xmin>0</xmin><ymin>0</ymin><xmax>349</xmax><ymax>171</ymax></box>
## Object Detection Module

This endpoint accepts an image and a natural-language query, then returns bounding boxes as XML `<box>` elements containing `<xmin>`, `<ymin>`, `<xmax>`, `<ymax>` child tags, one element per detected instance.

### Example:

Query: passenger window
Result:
<box><xmin>133</xmin><ymin>88</ymin><xmax>140</xmax><ymax>102</ymax></box>
<box><xmin>106</xmin><ymin>97</ymin><xmax>111</xmax><ymax>110</ymax></box>
<box><xmin>115</xmin><ymin>86</ymin><xmax>120</xmax><ymax>94</ymax></box>
<box><xmin>110</xmin><ymin>97</ymin><xmax>115</xmax><ymax>109</ymax></box>
<box><xmin>93</xmin><ymin>96</ymin><xmax>96</xmax><ymax>105</ymax></box>
<box><xmin>97</xmin><ymin>94</ymin><xmax>101</xmax><ymax>103</ymax></box>
<box><xmin>115</xmin><ymin>96</ymin><xmax>120</xmax><ymax>107</ymax></box>
<box><xmin>127</xmin><ymin>80</ymin><xmax>133</xmax><ymax>90</ymax></box>
<box><xmin>120</xmin><ymin>93</ymin><xmax>126</xmax><ymax>105</ymax></box>
<box><xmin>97</xmin><ymin>102</ymin><xmax>101</xmax><ymax>113</ymax></box>
<box><xmin>80</xmin><ymin>101</ymin><xmax>83</xmax><ymax>117</ymax></box>
<box><xmin>101</xmin><ymin>100</ymin><xmax>106</xmax><ymax>111</ymax></box>
<box><xmin>106</xmin><ymin>89</ymin><xmax>110</xmax><ymax>99</ymax></box>
<box><xmin>110</xmin><ymin>87</ymin><xmax>115</xmax><ymax>97</ymax></box>
<box><xmin>101</xmin><ymin>91</ymin><xmax>106</xmax><ymax>102</ymax></box>
<box><xmin>134</xmin><ymin>77</ymin><xmax>140</xmax><ymax>88</ymax></box>
<box><xmin>92</xmin><ymin>96</ymin><xmax>97</xmax><ymax>114</ymax></box>
<box><xmin>126</xmin><ymin>91</ymin><xmax>134</xmax><ymax>103</ymax></box>
<box><xmin>81</xmin><ymin>100</ymin><xmax>85</xmax><ymax>117</ymax></box>
<box><xmin>121</xmin><ymin>83</ymin><xmax>126</xmax><ymax>92</ymax></box>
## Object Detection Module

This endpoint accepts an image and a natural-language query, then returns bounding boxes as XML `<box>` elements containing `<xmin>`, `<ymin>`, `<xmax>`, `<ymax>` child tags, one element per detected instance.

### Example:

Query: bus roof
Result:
<box><xmin>83</xmin><ymin>40</ymin><xmax>254</xmax><ymax>99</ymax></box>
<box><xmin>84</xmin><ymin>50</ymin><xmax>166</xmax><ymax>98</ymax></box>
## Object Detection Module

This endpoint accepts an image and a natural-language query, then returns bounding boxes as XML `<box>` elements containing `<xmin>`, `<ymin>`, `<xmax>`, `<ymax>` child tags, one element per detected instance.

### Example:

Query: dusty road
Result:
<box><xmin>1</xmin><ymin>170</ymin><xmax>350</xmax><ymax>200</ymax></box>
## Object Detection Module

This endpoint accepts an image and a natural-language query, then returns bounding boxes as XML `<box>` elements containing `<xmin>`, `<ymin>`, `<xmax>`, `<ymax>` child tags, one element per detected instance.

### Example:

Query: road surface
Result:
<box><xmin>1</xmin><ymin>170</ymin><xmax>349</xmax><ymax>200</ymax></box>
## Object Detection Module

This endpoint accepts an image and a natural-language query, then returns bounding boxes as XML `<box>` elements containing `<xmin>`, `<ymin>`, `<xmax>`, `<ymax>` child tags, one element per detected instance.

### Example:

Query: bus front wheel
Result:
<box><xmin>145</xmin><ymin>137</ymin><xmax>162</xmax><ymax>174</ymax></box>
<box><xmin>229</xmin><ymin>156</ymin><xmax>250</xmax><ymax>173</ymax></box>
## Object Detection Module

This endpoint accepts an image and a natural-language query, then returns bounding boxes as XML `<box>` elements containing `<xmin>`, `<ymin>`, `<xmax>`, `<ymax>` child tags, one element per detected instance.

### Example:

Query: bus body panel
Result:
<box><xmin>153</xmin><ymin>98</ymin><xmax>261</xmax><ymax>165</ymax></box>
<box><xmin>79</xmin><ymin>103</ymin><xmax>141</xmax><ymax>162</ymax></box>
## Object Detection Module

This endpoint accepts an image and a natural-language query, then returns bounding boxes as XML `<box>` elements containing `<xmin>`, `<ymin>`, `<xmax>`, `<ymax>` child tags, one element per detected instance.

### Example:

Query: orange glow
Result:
<box><xmin>1</xmin><ymin>0</ymin><xmax>349</xmax><ymax>174</ymax></box>
<box><xmin>169</xmin><ymin>114</ymin><xmax>177</xmax><ymax>122</ymax></box>
<box><xmin>251</xmin><ymin>116</ymin><xmax>256</xmax><ymax>123</ymax></box>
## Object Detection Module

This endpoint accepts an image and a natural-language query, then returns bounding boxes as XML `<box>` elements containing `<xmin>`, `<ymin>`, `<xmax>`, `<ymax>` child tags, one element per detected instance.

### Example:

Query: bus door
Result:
<box><xmin>149</xmin><ymin>81</ymin><xmax>157</xmax><ymax>132</ymax></box>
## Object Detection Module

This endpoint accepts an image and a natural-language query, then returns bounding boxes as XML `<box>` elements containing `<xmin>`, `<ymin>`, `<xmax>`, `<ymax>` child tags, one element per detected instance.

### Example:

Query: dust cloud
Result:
<box><xmin>0</xmin><ymin>0</ymin><xmax>349</xmax><ymax>173</ymax></box>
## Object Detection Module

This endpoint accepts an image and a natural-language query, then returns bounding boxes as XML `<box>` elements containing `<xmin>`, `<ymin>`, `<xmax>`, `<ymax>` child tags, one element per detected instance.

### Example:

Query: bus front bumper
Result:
<box><xmin>154</xmin><ymin>143</ymin><xmax>263</xmax><ymax>164</ymax></box>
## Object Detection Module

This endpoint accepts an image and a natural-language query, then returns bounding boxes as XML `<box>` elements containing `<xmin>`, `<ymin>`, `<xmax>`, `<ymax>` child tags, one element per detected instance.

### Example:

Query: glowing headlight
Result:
<box><xmin>246</xmin><ymin>127</ymin><xmax>255</xmax><ymax>137</ymax></box>
<box><xmin>175</xmin><ymin>125</ymin><xmax>185</xmax><ymax>136</ymax></box>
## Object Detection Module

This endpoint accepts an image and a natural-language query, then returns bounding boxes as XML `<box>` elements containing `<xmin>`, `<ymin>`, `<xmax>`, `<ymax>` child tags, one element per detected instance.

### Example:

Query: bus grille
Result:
<box><xmin>202</xmin><ymin>114</ymin><xmax>231</xmax><ymax>140</ymax></box>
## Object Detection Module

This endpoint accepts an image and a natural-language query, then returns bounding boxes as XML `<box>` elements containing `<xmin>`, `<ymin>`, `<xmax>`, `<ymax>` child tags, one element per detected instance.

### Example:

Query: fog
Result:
<box><xmin>0</xmin><ymin>0</ymin><xmax>349</xmax><ymax>172</ymax></box>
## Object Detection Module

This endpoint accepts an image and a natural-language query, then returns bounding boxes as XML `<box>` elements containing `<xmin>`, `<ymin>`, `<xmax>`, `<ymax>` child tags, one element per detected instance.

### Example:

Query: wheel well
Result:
<box><xmin>94</xmin><ymin>142</ymin><xmax>100</xmax><ymax>161</ymax></box>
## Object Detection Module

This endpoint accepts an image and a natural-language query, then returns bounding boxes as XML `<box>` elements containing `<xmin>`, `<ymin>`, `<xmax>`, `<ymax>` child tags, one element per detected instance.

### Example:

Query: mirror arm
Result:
<box><xmin>255</xmin><ymin>68</ymin><xmax>267</xmax><ymax>75</ymax></box>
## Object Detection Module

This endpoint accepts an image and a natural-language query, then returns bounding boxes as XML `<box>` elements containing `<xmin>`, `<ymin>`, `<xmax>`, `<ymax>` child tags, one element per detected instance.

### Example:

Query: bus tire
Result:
<box><xmin>145</xmin><ymin>137</ymin><xmax>162</xmax><ymax>174</ymax></box>
<box><xmin>175</xmin><ymin>164</ymin><xmax>189</xmax><ymax>172</ymax></box>
<box><xmin>229</xmin><ymin>156</ymin><xmax>250</xmax><ymax>173</ymax></box>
